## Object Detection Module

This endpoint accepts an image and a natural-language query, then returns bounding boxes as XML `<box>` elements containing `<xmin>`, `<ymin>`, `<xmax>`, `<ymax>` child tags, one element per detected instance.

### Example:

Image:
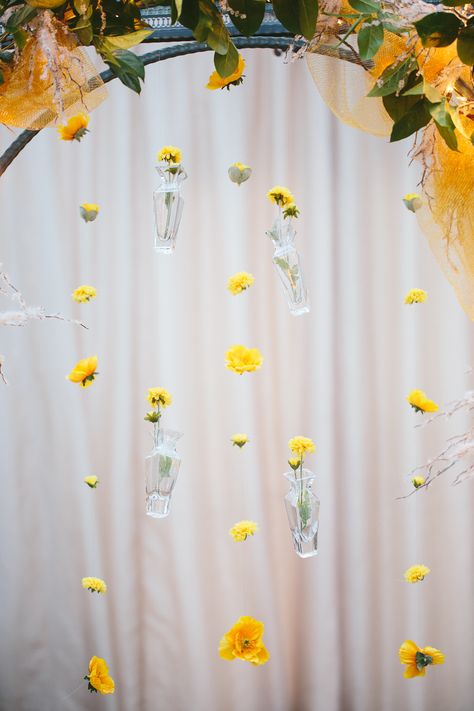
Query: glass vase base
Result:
<box><xmin>292</xmin><ymin>536</ymin><xmax>319</xmax><ymax>558</ymax></box>
<box><xmin>154</xmin><ymin>243</ymin><xmax>175</xmax><ymax>255</ymax></box>
<box><xmin>289</xmin><ymin>303</ymin><xmax>310</xmax><ymax>317</ymax></box>
<box><xmin>146</xmin><ymin>493</ymin><xmax>171</xmax><ymax>518</ymax></box>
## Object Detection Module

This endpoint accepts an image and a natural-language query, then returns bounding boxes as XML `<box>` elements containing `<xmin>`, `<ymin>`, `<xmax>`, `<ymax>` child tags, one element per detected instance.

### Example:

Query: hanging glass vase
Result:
<box><xmin>145</xmin><ymin>426</ymin><xmax>182</xmax><ymax>518</ymax></box>
<box><xmin>153</xmin><ymin>162</ymin><xmax>187</xmax><ymax>253</ymax></box>
<box><xmin>266</xmin><ymin>212</ymin><xmax>310</xmax><ymax>316</ymax></box>
<box><xmin>283</xmin><ymin>469</ymin><xmax>320</xmax><ymax>558</ymax></box>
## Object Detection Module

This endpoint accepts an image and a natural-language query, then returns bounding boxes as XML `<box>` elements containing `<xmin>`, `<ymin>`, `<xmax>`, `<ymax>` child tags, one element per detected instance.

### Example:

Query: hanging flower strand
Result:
<box><xmin>84</xmin><ymin>656</ymin><xmax>115</xmax><ymax>694</ymax></box>
<box><xmin>67</xmin><ymin>356</ymin><xmax>98</xmax><ymax>388</ymax></box>
<box><xmin>57</xmin><ymin>113</ymin><xmax>89</xmax><ymax>142</ymax></box>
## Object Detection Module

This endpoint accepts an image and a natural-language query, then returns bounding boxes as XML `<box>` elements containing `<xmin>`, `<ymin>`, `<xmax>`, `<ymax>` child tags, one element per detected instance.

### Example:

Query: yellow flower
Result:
<box><xmin>219</xmin><ymin>616</ymin><xmax>269</xmax><ymax>666</ymax></box>
<box><xmin>206</xmin><ymin>55</ymin><xmax>245</xmax><ymax>90</ymax></box>
<box><xmin>288</xmin><ymin>436</ymin><xmax>316</xmax><ymax>457</ymax></box>
<box><xmin>157</xmin><ymin>145</ymin><xmax>182</xmax><ymax>164</ymax></box>
<box><xmin>84</xmin><ymin>475</ymin><xmax>99</xmax><ymax>488</ymax></box>
<box><xmin>80</xmin><ymin>203</ymin><xmax>99</xmax><ymax>223</ymax></box>
<box><xmin>72</xmin><ymin>285</ymin><xmax>97</xmax><ymax>303</ymax></box>
<box><xmin>82</xmin><ymin>577</ymin><xmax>107</xmax><ymax>593</ymax></box>
<box><xmin>57</xmin><ymin>113</ymin><xmax>89</xmax><ymax>141</ymax></box>
<box><xmin>404</xmin><ymin>288</ymin><xmax>427</xmax><ymax>305</ymax></box>
<box><xmin>230</xmin><ymin>520</ymin><xmax>258</xmax><ymax>541</ymax></box>
<box><xmin>147</xmin><ymin>387</ymin><xmax>172</xmax><ymax>409</ymax></box>
<box><xmin>85</xmin><ymin>656</ymin><xmax>115</xmax><ymax>694</ymax></box>
<box><xmin>399</xmin><ymin>640</ymin><xmax>445</xmax><ymax>678</ymax></box>
<box><xmin>288</xmin><ymin>457</ymin><xmax>301</xmax><ymax>470</ymax></box>
<box><xmin>267</xmin><ymin>185</ymin><xmax>294</xmax><ymax>207</ymax></box>
<box><xmin>403</xmin><ymin>193</ymin><xmax>423</xmax><ymax>212</ymax></box>
<box><xmin>404</xmin><ymin>564</ymin><xmax>431</xmax><ymax>583</ymax></box>
<box><xmin>227</xmin><ymin>272</ymin><xmax>255</xmax><ymax>295</ymax></box>
<box><xmin>283</xmin><ymin>203</ymin><xmax>300</xmax><ymax>219</ymax></box>
<box><xmin>225</xmin><ymin>345</ymin><xmax>263</xmax><ymax>375</ymax></box>
<box><xmin>407</xmin><ymin>390</ymin><xmax>439</xmax><ymax>413</ymax></box>
<box><xmin>231</xmin><ymin>433</ymin><xmax>248</xmax><ymax>448</ymax></box>
<box><xmin>228</xmin><ymin>162</ymin><xmax>252</xmax><ymax>185</ymax></box>
<box><xmin>67</xmin><ymin>356</ymin><xmax>98</xmax><ymax>388</ymax></box>
<box><xmin>412</xmin><ymin>476</ymin><xmax>426</xmax><ymax>489</ymax></box>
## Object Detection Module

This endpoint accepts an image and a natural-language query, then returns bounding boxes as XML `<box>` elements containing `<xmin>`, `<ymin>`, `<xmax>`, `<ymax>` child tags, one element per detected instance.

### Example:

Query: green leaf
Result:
<box><xmin>6</xmin><ymin>4</ymin><xmax>37</xmax><ymax>29</ymax></box>
<box><xmin>457</xmin><ymin>24</ymin><xmax>474</xmax><ymax>65</ymax></box>
<box><xmin>357</xmin><ymin>22</ymin><xmax>384</xmax><ymax>60</ymax></box>
<box><xmin>11</xmin><ymin>28</ymin><xmax>29</xmax><ymax>49</ymax></box>
<box><xmin>114</xmin><ymin>49</ymin><xmax>145</xmax><ymax>79</ymax></box>
<box><xmin>173</xmin><ymin>0</ymin><xmax>183</xmax><ymax>19</ymax></box>
<box><xmin>102</xmin><ymin>48</ymin><xmax>145</xmax><ymax>94</ymax></box>
<box><xmin>414</xmin><ymin>12</ymin><xmax>462</xmax><ymax>48</ymax></box>
<box><xmin>428</xmin><ymin>99</ymin><xmax>454</xmax><ymax>128</ymax></box>
<box><xmin>434</xmin><ymin>120</ymin><xmax>458</xmax><ymax>151</ymax></box>
<box><xmin>368</xmin><ymin>57</ymin><xmax>416</xmax><ymax>97</ymax></box>
<box><xmin>179</xmin><ymin>0</ymin><xmax>200</xmax><ymax>29</ymax></box>
<box><xmin>214</xmin><ymin>41</ymin><xmax>239</xmax><ymax>77</ymax></box>
<box><xmin>441</xmin><ymin>0</ymin><xmax>469</xmax><ymax>5</ymax></box>
<box><xmin>101</xmin><ymin>29</ymin><xmax>153</xmax><ymax>50</ymax></box>
<box><xmin>228</xmin><ymin>0</ymin><xmax>265</xmax><ymax>36</ymax></box>
<box><xmin>348</xmin><ymin>0</ymin><xmax>379</xmax><ymax>13</ymax></box>
<box><xmin>382</xmin><ymin>70</ymin><xmax>421</xmax><ymax>121</ymax></box>
<box><xmin>390</xmin><ymin>99</ymin><xmax>431</xmax><ymax>142</ymax></box>
<box><xmin>273</xmin><ymin>0</ymin><xmax>318</xmax><ymax>40</ymax></box>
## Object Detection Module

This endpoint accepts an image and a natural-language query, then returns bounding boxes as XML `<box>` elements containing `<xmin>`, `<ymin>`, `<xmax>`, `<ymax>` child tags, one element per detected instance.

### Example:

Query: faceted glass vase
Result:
<box><xmin>284</xmin><ymin>469</ymin><xmax>320</xmax><ymax>558</ymax></box>
<box><xmin>145</xmin><ymin>427</ymin><xmax>182</xmax><ymax>518</ymax></box>
<box><xmin>267</xmin><ymin>214</ymin><xmax>310</xmax><ymax>316</ymax></box>
<box><xmin>153</xmin><ymin>163</ymin><xmax>187</xmax><ymax>254</ymax></box>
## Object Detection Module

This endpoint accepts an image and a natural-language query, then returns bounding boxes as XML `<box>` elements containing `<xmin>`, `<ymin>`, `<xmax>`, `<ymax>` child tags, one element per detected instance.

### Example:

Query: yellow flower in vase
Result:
<box><xmin>67</xmin><ymin>356</ymin><xmax>98</xmax><ymax>388</ymax></box>
<box><xmin>404</xmin><ymin>564</ymin><xmax>430</xmax><ymax>583</ymax></box>
<box><xmin>147</xmin><ymin>387</ymin><xmax>172</xmax><ymax>409</ymax></box>
<box><xmin>288</xmin><ymin>436</ymin><xmax>316</xmax><ymax>458</ymax></box>
<box><xmin>399</xmin><ymin>640</ymin><xmax>444</xmax><ymax>678</ymax></box>
<box><xmin>227</xmin><ymin>272</ymin><xmax>255</xmax><ymax>295</ymax></box>
<box><xmin>72</xmin><ymin>285</ymin><xmax>96</xmax><ymax>303</ymax></box>
<box><xmin>80</xmin><ymin>204</ymin><xmax>99</xmax><ymax>223</ymax></box>
<box><xmin>228</xmin><ymin>162</ymin><xmax>252</xmax><ymax>185</ymax></box>
<box><xmin>157</xmin><ymin>145</ymin><xmax>182</xmax><ymax>164</ymax></box>
<box><xmin>231</xmin><ymin>433</ymin><xmax>248</xmax><ymax>448</ymax></box>
<box><xmin>283</xmin><ymin>203</ymin><xmax>300</xmax><ymax>219</ymax></box>
<box><xmin>404</xmin><ymin>289</ymin><xmax>427</xmax><ymax>304</ymax></box>
<box><xmin>225</xmin><ymin>345</ymin><xmax>263</xmax><ymax>375</ymax></box>
<box><xmin>85</xmin><ymin>656</ymin><xmax>115</xmax><ymax>694</ymax></box>
<box><xmin>57</xmin><ymin>113</ymin><xmax>89</xmax><ymax>141</ymax></box>
<box><xmin>82</xmin><ymin>577</ymin><xmax>107</xmax><ymax>593</ymax></box>
<box><xmin>229</xmin><ymin>520</ymin><xmax>258</xmax><ymax>541</ymax></box>
<box><xmin>412</xmin><ymin>476</ymin><xmax>426</xmax><ymax>489</ymax></box>
<box><xmin>267</xmin><ymin>185</ymin><xmax>294</xmax><ymax>207</ymax></box>
<box><xmin>219</xmin><ymin>616</ymin><xmax>269</xmax><ymax>665</ymax></box>
<box><xmin>288</xmin><ymin>457</ymin><xmax>301</xmax><ymax>470</ymax></box>
<box><xmin>207</xmin><ymin>55</ymin><xmax>245</xmax><ymax>90</ymax></box>
<box><xmin>84</xmin><ymin>475</ymin><xmax>99</xmax><ymax>488</ymax></box>
<box><xmin>407</xmin><ymin>390</ymin><xmax>438</xmax><ymax>413</ymax></box>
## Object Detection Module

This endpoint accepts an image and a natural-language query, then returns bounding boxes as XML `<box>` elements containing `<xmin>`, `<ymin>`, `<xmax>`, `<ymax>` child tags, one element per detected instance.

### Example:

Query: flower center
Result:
<box><xmin>415</xmin><ymin>651</ymin><xmax>433</xmax><ymax>671</ymax></box>
<box><xmin>242</xmin><ymin>639</ymin><xmax>251</xmax><ymax>648</ymax></box>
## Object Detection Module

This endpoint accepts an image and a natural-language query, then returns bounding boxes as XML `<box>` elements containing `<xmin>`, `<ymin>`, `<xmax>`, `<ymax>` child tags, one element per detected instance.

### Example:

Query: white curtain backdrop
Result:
<box><xmin>0</xmin><ymin>45</ymin><xmax>473</xmax><ymax>711</ymax></box>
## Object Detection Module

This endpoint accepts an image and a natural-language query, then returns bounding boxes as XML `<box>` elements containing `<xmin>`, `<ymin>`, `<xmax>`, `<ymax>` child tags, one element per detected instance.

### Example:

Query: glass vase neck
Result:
<box><xmin>284</xmin><ymin>468</ymin><xmax>315</xmax><ymax>485</ymax></box>
<box><xmin>155</xmin><ymin>163</ymin><xmax>187</xmax><ymax>187</ymax></box>
<box><xmin>152</xmin><ymin>425</ymin><xmax>182</xmax><ymax>451</ymax></box>
<box><xmin>266</xmin><ymin>211</ymin><xmax>296</xmax><ymax>249</ymax></box>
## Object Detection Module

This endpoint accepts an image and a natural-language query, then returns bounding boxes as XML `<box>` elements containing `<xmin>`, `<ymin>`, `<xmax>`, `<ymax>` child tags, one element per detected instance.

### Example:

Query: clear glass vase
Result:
<box><xmin>267</xmin><ymin>213</ymin><xmax>310</xmax><ymax>316</ymax></box>
<box><xmin>284</xmin><ymin>469</ymin><xmax>320</xmax><ymax>558</ymax></box>
<box><xmin>145</xmin><ymin>426</ymin><xmax>182</xmax><ymax>518</ymax></box>
<box><xmin>153</xmin><ymin>163</ymin><xmax>187</xmax><ymax>254</ymax></box>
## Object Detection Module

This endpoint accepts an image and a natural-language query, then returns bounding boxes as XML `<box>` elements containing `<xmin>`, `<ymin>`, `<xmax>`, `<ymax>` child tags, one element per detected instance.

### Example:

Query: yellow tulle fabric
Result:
<box><xmin>0</xmin><ymin>12</ymin><xmax>106</xmax><ymax>129</ymax></box>
<box><xmin>306</xmin><ymin>11</ymin><xmax>474</xmax><ymax>319</ymax></box>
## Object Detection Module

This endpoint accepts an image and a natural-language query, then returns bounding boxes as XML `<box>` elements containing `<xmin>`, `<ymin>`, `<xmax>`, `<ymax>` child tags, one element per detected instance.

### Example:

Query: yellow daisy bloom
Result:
<box><xmin>57</xmin><ymin>113</ymin><xmax>89</xmax><ymax>141</ymax></box>
<box><xmin>67</xmin><ymin>356</ymin><xmax>98</xmax><ymax>388</ymax></box>
<box><xmin>80</xmin><ymin>203</ymin><xmax>99</xmax><ymax>222</ymax></box>
<box><xmin>288</xmin><ymin>436</ymin><xmax>316</xmax><ymax>457</ymax></box>
<box><xmin>404</xmin><ymin>564</ymin><xmax>431</xmax><ymax>583</ymax></box>
<box><xmin>231</xmin><ymin>433</ymin><xmax>248</xmax><ymax>448</ymax></box>
<box><xmin>147</xmin><ymin>387</ymin><xmax>172</xmax><ymax>409</ymax></box>
<box><xmin>407</xmin><ymin>390</ymin><xmax>439</xmax><ymax>413</ymax></box>
<box><xmin>399</xmin><ymin>640</ymin><xmax>445</xmax><ymax>678</ymax></box>
<box><xmin>267</xmin><ymin>185</ymin><xmax>294</xmax><ymax>207</ymax></box>
<box><xmin>219</xmin><ymin>616</ymin><xmax>269</xmax><ymax>666</ymax></box>
<box><xmin>82</xmin><ymin>577</ymin><xmax>107</xmax><ymax>594</ymax></box>
<box><xmin>404</xmin><ymin>289</ymin><xmax>427</xmax><ymax>304</ymax></box>
<box><xmin>227</xmin><ymin>272</ymin><xmax>255</xmax><ymax>295</ymax></box>
<box><xmin>157</xmin><ymin>145</ymin><xmax>182</xmax><ymax>164</ymax></box>
<box><xmin>72</xmin><ymin>285</ymin><xmax>97</xmax><ymax>303</ymax></box>
<box><xmin>206</xmin><ymin>55</ymin><xmax>245</xmax><ymax>90</ymax></box>
<box><xmin>84</xmin><ymin>475</ymin><xmax>99</xmax><ymax>488</ymax></box>
<box><xmin>225</xmin><ymin>344</ymin><xmax>263</xmax><ymax>375</ymax></box>
<box><xmin>85</xmin><ymin>656</ymin><xmax>115</xmax><ymax>694</ymax></box>
<box><xmin>230</xmin><ymin>520</ymin><xmax>258</xmax><ymax>541</ymax></box>
<box><xmin>412</xmin><ymin>476</ymin><xmax>426</xmax><ymax>489</ymax></box>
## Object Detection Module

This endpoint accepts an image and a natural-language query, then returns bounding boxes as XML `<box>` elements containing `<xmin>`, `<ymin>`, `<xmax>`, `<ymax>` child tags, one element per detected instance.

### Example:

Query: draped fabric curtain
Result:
<box><xmin>0</xmin><ymin>47</ymin><xmax>473</xmax><ymax>711</ymax></box>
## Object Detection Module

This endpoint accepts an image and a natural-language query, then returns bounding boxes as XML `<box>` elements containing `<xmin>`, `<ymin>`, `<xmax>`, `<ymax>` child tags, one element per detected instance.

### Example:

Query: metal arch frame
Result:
<box><xmin>0</xmin><ymin>4</ymin><xmax>369</xmax><ymax>176</ymax></box>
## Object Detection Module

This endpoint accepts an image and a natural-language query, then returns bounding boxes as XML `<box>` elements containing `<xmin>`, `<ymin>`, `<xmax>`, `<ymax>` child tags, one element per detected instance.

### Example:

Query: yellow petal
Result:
<box><xmin>399</xmin><ymin>640</ymin><xmax>419</xmax><ymax>665</ymax></box>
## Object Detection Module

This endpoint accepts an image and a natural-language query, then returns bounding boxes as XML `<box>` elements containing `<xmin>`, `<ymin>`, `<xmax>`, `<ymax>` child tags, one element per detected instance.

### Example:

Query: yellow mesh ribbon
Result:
<box><xmin>0</xmin><ymin>13</ymin><xmax>106</xmax><ymax>129</ymax></box>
